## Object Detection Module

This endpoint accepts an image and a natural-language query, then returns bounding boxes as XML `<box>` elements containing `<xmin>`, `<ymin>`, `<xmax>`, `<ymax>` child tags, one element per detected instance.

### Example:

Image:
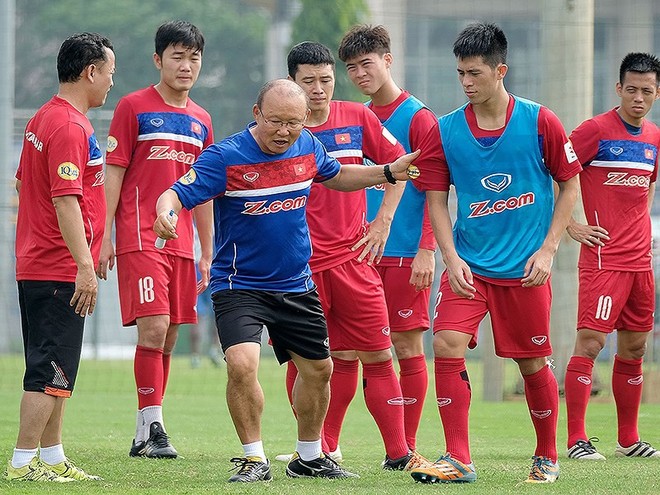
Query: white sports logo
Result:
<box><xmin>437</xmin><ymin>398</ymin><xmax>452</xmax><ymax>407</ymax></box>
<box><xmin>531</xmin><ymin>409</ymin><xmax>552</xmax><ymax>419</ymax></box>
<box><xmin>577</xmin><ymin>376</ymin><xmax>592</xmax><ymax>385</ymax></box>
<box><xmin>628</xmin><ymin>375</ymin><xmax>643</xmax><ymax>386</ymax></box>
<box><xmin>531</xmin><ymin>336</ymin><xmax>547</xmax><ymax>345</ymax></box>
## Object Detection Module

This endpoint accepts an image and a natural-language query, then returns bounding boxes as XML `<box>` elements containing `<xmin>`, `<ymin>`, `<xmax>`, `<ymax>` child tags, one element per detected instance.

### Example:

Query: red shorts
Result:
<box><xmin>433</xmin><ymin>272</ymin><xmax>553</xmax><ymax>358</ymax></box>
<box><xmin>375</xmin><ymin>264</ymin><xmax>431</xmax><ymax>332</ymax></box>
<box><xmin>314</xmin><ymin>258</ymin><xmax>390</xmax><ymax>352</ymax></box>
<box><xmin>577</xmin><ymin>268</ymin><xmax>654</xmax><ymax>333</ymax></box>
<box><xmin>116</xmin><ymin>251</ymin><xmax>197</xmax><ymax>326</ymax></box>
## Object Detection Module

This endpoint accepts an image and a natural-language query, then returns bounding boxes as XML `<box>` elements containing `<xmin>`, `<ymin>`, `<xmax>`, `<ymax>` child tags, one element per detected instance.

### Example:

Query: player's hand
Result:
<box><xmin>445</xmin><ymin>254</ymin><xmax>476</xmax><ymax>299</ymax></box>
<box><xmin>197</xmin><ymin>255</ymin><xmax>211</xmax><ymax>294</ymax></box>
<box><xmin>567</xmin><ymin>222</ymin><xmax>609</xmax><ymax>247</ymax></box>
<box><xmin>153</xmin><ymin>210</ymin><xmax>179</xmax><ymax>240</ymax></box>
<box><xmin>71</xmin><ymin>264</ymin><xmax>98</xmax><ymax>317</ymax></box>
<box><xmin>389</xmin><ymin>149</ymin><xmax>421</xmax><ymax>181</ymax></box>
<box><xmin>409</xmin><ymin>248</ymin><xmax>435</xmax><ymax>291</ymax></box>
<box><xmin>96</xmin><ymin>235</ymin><xmax>115</xmax><ymax>280</ymax></box>
<box><xmin>521</xmin><ymin>247</ymin><xmax>554</xmax><ymax>287</ymax></box>
<box><xmin>351</xmin><ymin>216</ymin><xmax>391</xmax><ymax>265</ymax></box>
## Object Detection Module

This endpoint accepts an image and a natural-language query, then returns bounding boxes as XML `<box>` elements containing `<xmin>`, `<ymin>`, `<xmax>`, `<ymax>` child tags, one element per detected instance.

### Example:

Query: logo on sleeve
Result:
<box><xmin>178</xmin><ymin>169</ymin><xmax>197</xmax><ymax>185</ymax></box>
<box><xmin>106</xmin><ymin>136</ymin><xmax>118</xmax><ymax>153</ymax></box>
<box><xmin>564</xmin><ymin>140</ymin><xmax>578</xmax><ymax>163</ymax></box>
<box><xmin>57</xmin><ymin>162</ymin><xmax>80</xmax><ymax>180</ymax></box>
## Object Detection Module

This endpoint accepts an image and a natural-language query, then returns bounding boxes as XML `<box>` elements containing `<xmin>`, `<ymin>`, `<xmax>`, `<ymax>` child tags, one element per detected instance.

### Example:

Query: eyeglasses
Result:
<box><xmin>257</xmin><ymin>108</ymin><xmax>306</xmax><ymax>131</ymax></box>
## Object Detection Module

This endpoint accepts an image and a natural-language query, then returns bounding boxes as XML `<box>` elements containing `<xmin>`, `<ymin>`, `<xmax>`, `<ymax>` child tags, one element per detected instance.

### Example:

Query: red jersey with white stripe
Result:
<box><xmin>305</xmin><ymin>100</ymin><xmax>404</xmax><ymax>272</ymax></box>
<box><xmin>570</xmin><ymin>108</ymin><xmax>659</xmax><ymax>271</ymax></box>
<box><xmin>106</xmin><ymin>85</ymin><xmax>213</xmax><ymax>258</ymax></box>
<box><xmin>15</xmin><ymin>96</ymin><xmax>106</xmax><ymax>282</ymax></box>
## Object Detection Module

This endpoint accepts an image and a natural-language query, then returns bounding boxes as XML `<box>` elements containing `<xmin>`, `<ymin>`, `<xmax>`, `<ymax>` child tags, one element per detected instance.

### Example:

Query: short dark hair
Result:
<box><xmin>453</xmin><ymin>22</ymin><xmax>507</xmax><ymax>67</ymax></box>
<box><xmin>287</xmin><ymin>41</ymin><xmax>335</xmax><ymax>78</ymax></box>
<box><xmin>619</xmin><ymin>52</ymin><xmax>660</xmax><ymax>86</ymax></box>
<box><xmin>57</xmin><ymin>32</ymin><xmax>113</xmax><ymax>84</ymax></box>
<box><xmin>256</xmin><ymin>79</ymin><xmax>308</xmax><ymax>109</ymax></box>
<box><xmin>338</xmin><ymin>24</ymin><xmax>390</xmax><ymax>62</ymax></box>
<box><xmin>155</xmin><ymin>20</ymin><xmax>204</xmax><ymax>58</ymax></box>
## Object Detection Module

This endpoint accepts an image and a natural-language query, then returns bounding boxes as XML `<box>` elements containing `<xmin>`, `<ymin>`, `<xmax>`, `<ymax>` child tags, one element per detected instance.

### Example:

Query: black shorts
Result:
<box><xmin>18</xmin><ymin>281</ymin><xmax>85</xmax><ymax>397</ymax></box>
<box><xmin>212</xmin><ymin>289</ymin><xmax>330</xmax><ymax>364</ymax></box>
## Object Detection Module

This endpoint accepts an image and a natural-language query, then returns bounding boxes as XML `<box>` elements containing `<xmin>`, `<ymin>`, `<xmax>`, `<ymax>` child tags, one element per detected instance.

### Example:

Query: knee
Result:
<box><xmin>575</xmin><ymin>336</ymin><xmax>605</xmax><ymax>360</ymax></box>
<box><xmin>514</xmin><ymin>357</ymin><xmax>547</xmax><ymax>375</ymax></box>
<box><xmin>622</xmin><ymin>341</ymin><xmax>647</xmax><ymax>361</ymax></box>
<box><xmin>297</xmin><ymin>358</ymin><xmax>332</xmax><ymax>385</ymax></box>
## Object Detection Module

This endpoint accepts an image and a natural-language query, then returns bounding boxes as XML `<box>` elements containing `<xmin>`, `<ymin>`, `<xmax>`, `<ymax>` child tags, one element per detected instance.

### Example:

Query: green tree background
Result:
<box><xmin>289</xmin><ymin>0</ymin><xmax>369</xmax><ymax>101</ymax></box>
<box><xmin>14</xmin><ymin>0</ymin><xmax>370</xmax><ymax>136</ymax></box>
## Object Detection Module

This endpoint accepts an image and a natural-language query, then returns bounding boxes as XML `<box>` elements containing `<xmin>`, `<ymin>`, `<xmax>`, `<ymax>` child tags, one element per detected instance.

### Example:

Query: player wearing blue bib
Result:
<box><xmin>409</xmin><ymin>23</ymin><xmax>581</xmax><ymax>485</ymax></box>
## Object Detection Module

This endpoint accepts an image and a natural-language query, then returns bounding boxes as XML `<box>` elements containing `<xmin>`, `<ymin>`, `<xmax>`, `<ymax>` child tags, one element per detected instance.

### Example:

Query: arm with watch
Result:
<box><xmin>323</xmin><ymin>149</ymin><xmax>421</xmax><ymax>192</ymax></box>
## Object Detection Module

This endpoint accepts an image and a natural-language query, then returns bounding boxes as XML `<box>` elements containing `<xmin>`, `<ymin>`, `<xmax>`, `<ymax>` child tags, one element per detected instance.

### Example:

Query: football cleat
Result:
<box><xmin>276</xmin><ymin>446</ymin><xmax>343</xmax><ymax>464</ymax></box>
<box><xmin>410</xmin><ymin>453</ymin><xmax>476</xmax><ymax>483</ymax></box>
<box><xmin>42</xmin><ymin>458</ymin><xmax>103</xmax><ymax>480</ymax></box>
<box><xmin>129</xmin><ymin>422</ymin><xmax>178</xmax><ymax>459</ymax></box>
<box><xmin>382</xmin><ymin>450</ymin><xmax>432</xmax><ymax>471</ymax></box>
<box><xmin>615</xmin><ymin>440</ymin><xmax>660</xmax><ymax>458</ymax></box>
<box><xmin>4</xmin><ymin>458</ymin><xmax>73</xmax><ymax>482</ymax></box>
<box><xmin>228</xmin><ymin>456</ymin><xmax>272</xmax><ymax>482</ymax></box>
<box><xmin>286</xmin><ymin>452</ymin><xmax>359</xmax><ymax>479</ymax></box>
<box><xmin>525</xmin><ymin>456</ymin><xmax>559</xmax><ymax>483</ymax></box>
<box><xmin>567</xmin><ymin>438</ymin><xmax>606</xmax><ymax>460</ymax></box>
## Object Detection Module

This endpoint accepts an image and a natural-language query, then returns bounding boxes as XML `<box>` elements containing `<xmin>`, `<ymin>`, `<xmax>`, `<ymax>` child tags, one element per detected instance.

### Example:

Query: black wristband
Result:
<box><xmin>383</xmin><ymin>164</ymin><xmax>397</xmax><ymax>184</ymax></box>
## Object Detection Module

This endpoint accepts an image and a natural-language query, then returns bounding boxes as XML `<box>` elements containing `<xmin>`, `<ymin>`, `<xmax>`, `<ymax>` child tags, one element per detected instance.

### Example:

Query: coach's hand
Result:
<box><xmin>388</xmin><ymin>149</ymin><xmax>421</xmax><ymax>181</ymax></box>
<box><xmin>72</xmin><ymin>264</ymin><xmax>98</xmax><ymax>317</ymax></box>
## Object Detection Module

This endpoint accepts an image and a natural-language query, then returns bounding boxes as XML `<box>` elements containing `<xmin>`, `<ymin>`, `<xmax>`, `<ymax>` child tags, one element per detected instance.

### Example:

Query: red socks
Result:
<box><xmin>434</xmin><ymin>357</ymin><xmax>471</xmax><ymax>464</ymax></box>
<box><xmin>134</xmin><ymin>345</ymin><xmax>164</xmax><ymax>409</ymax></box>
<box><xmin>523</xmin><ymin>365</ymin><xmax>559</xmax><ymax>462</ymax></box>
<box><xmin>564</xmin><ymin>355</ymin><xmax>594</xmax><ymax>446</ymax></box>
<box><xmin>612</xmin><ymin>355</ymin><xmax>643</xmax><ymax>447</ymax></box>
<box><xmin>362</xmin><ymin>359</ymin><xmax>408</xmax><ymax>459</ymax></box>
<box><xmin>398</xmin><ymin>354</ymin><xmax>428</xmax><ymax>451</ymax></box>
<box><xmin>323</xmin><ymin>358</ymin><xmax>359</xmax><ymax>452</ymax></box>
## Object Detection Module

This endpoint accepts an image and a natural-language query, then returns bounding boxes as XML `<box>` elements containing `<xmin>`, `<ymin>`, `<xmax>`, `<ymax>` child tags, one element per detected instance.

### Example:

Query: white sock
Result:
<box><xmin>242</xmin><ymin>441</ymin><xmax>266</xmax><ymax>462</ymax></box>
<box><xmin>140</xmin><ymin>406</ymin><xmax>165</xmax><ymax>441</ymax></box>
<box><xmin>39</xmin><ymin>444</ymin><xmax>66</xmax><ymax>465</ymax></box>
<box><xmin>11</xmin><ymin>448</ymin><xmax>37</xmax><ymax>469</ymax></box>
<box><xmin>134</xmin><ymin>410</ymin><xmax>145</xmax><ymax>443</ymax></box>
<box><xmin>296</xmin><ymin>440</ymin><xmax>322</xmax><ymax>461</ymax></box>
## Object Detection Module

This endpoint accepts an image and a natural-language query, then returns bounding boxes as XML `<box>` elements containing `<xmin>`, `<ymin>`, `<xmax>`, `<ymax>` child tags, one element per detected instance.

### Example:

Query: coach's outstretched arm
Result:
<box><xmin>324</xmin><ymin>149</ymin><xmax>420</xmax><ymax>191</ymax></box>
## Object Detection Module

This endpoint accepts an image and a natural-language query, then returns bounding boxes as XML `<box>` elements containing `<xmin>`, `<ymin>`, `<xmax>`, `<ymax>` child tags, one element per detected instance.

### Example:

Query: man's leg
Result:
<box><xmin>391</xmin><ymin>330</ymin><xmax>427</xmax><ymax>452</ymax></box>
<box><xmin>357</xmin><ymin>348</ymin><xmax>409</xmax><ymax>462</ymax></box>
<box><xmin>131</xmin><ymin>315</ymin><xmax>177</xmax><ymax>458</ymax></box>
<box><xmin>613</xmin><ymin>330</ymin><xmax>650</xmax><ymax>450</ymax></box>
<box><xmin>564</xmin><ymin>328</ymin><xmax>605</xmax><ymax>453</ymax></box>
<box><xmin>323</xmin><ymin>350</ymin><xmax>359</xmax><ymax>452</ymax></box>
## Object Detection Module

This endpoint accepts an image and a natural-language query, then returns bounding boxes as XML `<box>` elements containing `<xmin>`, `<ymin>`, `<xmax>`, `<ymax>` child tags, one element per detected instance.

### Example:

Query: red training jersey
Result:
<box><xmin>106</xmin><ymin>85</ymin><xmax>213</xmax><ymax>258</ymax></box>
<box><xmin>570</xmin><ymin>108</ymin><xmax>659</xmax><ymax>271</ymax></box>
<box><xmin>306</xmin><ymin>100</ymin><xmax>405</xmax><ymax>272</ymax></box>
<box><xmin>15</xmin><ymin>96</ymin><xmax>106</xmax><ymax>282</ymax></box>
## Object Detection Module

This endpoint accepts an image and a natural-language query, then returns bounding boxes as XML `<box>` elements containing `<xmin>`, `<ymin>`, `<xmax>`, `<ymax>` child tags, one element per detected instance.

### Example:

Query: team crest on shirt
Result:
<box><xmin>191</xmin><ymin>121</ymin><xmax>202</xmax><ymax>134</ymax></box>
<box><xmin>243</xmin><ymin>172</ymin><xmax>259</xmax><ymax>182</ymax></box>
<box><xmin>57</xmin><ymin>162</ymin><xmax>80</xmax><ymax>180</ymax></box>
<box><xmin>480</xmin><ymin>173</ymin><xmax>511</xmax><ymax>193</ymax></box>
<box><xmin>178</xmin><ymin>169</ymin><xmax>197</xmax><ymax>185</ymax></box>
<box><xmin>106</xmin><ymin>135</ymin><xmax>118</xmax><ymax>152</ymax></box>
<box><xmin>335</xmin><ymin>132</ymin><xmax>351</xmax><ymax>144</ymax></box>
<box><xmin>150</xmin><ymin>118</ymin><xmax>164</xmax><ymax>128</ymax></box>
<box><xmin>610</xmin><ymin>146</ymin><xmax>624</xmax><ymax>156</ymax></box>
<box><xmin>645</xmin><ymin>149</ymin><xmax>654</xmax><ymax>160</ymax></box>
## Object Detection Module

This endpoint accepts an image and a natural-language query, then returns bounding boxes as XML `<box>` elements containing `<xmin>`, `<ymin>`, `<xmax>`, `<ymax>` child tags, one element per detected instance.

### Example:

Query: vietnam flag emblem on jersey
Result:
<box><xmin>191</xmin><ymin>121</ymin><xmax>202</xmax><ymax>134</ymax></box>
<box><xmin>335</xmin><ymin>132</ymin><xmax>351</xmax><ymax>145</ymax></box>
<box><xmin>645</xmin><ymin>149</ymin><xmax>654</xmax><ymax>160</ymax></box>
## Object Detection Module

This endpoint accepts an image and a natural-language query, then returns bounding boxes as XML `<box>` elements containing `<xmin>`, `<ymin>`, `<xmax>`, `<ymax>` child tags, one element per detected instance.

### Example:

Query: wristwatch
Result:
<box><xmin>383</xmin><ymin>164</ymin><xmax>397</xmax><ymax>184</ymax></box>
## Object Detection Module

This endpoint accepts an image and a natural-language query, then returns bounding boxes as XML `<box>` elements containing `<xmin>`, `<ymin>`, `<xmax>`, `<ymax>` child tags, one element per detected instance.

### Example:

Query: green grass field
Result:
<box><xmin>0</xmin><ymin>355</ymin><xmax>659</xmax><ymax>494</ymax></box>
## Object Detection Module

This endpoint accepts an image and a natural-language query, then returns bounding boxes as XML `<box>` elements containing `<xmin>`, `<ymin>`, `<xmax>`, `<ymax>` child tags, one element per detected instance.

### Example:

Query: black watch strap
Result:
<box><xmin>383</xmin><ymin>164</ymin><xmax>397</xmax><ymax>184</ymax></box>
